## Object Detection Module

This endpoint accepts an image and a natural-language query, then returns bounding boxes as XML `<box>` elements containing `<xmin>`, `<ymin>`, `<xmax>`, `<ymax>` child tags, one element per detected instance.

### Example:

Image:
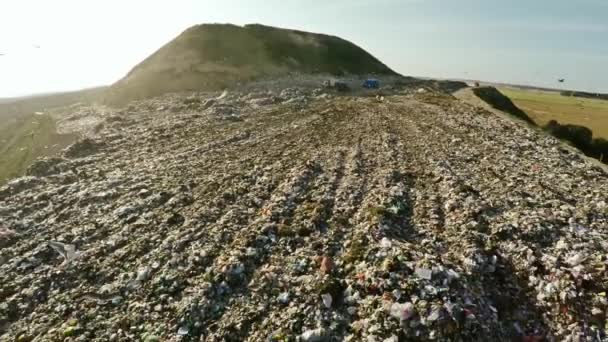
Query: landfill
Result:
<box><xmin>0</xmin><ymin>84</ymin><xmax>607</xmax><ymax>341</ymax></box>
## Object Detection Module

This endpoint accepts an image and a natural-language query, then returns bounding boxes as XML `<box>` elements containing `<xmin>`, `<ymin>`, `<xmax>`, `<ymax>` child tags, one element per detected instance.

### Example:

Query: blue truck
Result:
<box><xmin>363</xmin><ymin>79</ymin><xmax>380</xmax><ymax>89</ymax></box>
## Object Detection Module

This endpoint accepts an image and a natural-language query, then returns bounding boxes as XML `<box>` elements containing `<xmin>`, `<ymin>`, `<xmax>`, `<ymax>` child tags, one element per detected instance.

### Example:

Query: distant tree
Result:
<box><xmin>544</xmin><ymin>120</ymin><xmax>593</xmax><ymax>150</ymax></box>
<box><xmin>591</xmin><ymin>138</ymin><xmax>608</xmax><ymax>162</ymax></box>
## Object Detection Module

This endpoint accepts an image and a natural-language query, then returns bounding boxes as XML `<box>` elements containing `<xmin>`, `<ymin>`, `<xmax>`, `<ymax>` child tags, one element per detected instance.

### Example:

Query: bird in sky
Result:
<box><xmin>558</xmin><ymin>78</ymin><xmax>565</xmax><ymax>83</ymax></box>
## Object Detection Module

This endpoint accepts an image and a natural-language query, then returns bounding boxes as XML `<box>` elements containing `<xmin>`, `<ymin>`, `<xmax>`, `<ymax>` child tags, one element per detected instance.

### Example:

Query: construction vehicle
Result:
<box><xmin>363</xmin><ymin>79</ymin><xmax>380</xmax><ymax>89</ymax></box>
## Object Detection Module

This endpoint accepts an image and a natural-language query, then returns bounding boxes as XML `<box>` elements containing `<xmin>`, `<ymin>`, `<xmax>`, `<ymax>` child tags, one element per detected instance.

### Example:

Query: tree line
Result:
<box><xmin>544</xmin><ymin>120</ymin><xmax>608</xmax><ymax>163</ymax></box>
<box><xmin>561</xmin><ymin>91</ymin><xmax>608</xmax><ymax>101</ymax></box>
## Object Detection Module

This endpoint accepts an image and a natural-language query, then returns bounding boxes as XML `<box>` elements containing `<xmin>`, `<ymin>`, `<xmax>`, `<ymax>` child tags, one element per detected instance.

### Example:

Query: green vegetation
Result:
<box><xmin>544</xmin><ymin>120</ymin><xmax>608</xmax><ymax>163</ymax></box>
<box><xmin>0</xmin><ymin>87</ymin><xmax>105</xmax><ymax>128</ymax></box>
<box><xmin>107</xmin><ymin>24</ymin><xmax>396</xmax><ymax>104</ymax></box>
<box><xmin>343</xmin><ymin>234</ymin><xmax>368</xmax><ymax>264</ymax></box>
<box><xmin>500</xmin><ymin>87</ymin><xmax>608</xmax><ymax>139</ymax></box>
<box><xmin>0</xmin><ymin>114</ymin><xmax>76</xmax><ymax>185</ymax></box>
<box><xmin>0</xmin><ymin>88</ymin><xmax>104</xmax><ymax>185</ymax></box>
<box><xmin>561</xmin><ymin>90</ymin><xmax>608</xmax><ymax>101</ymax></box>
<box><xmin>472</xmin><ymin>87</ymin><xmax>535</xmax><ymax>124</ymax></box>
<box><xmin>471</xmin><ymin>86</ymin><xmax>608</xmax><ymax>164</ymax></box>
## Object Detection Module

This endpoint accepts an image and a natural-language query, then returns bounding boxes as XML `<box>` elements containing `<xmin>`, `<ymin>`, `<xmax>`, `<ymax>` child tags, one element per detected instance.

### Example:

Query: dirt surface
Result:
<box><xmin>1</xmin><ymin>87</ymin><xmax>607</xmax><ymax>341</ymax></box>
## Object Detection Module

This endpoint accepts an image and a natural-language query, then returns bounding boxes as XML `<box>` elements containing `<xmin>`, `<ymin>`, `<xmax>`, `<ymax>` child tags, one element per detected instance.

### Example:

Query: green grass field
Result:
<box><xmin>499</xmin><ymin>87</ymin><xmax>608</xmax><ymax>139</ymax></box>
<box><xmin>0</xmin><ymin>88</ymin><xmax>104</xmax><ymax>185</ymax></box>
<box><xmin>0</xmin><ymin>114</ymin><xmax>76</xmax><ymax>185</ymax></box>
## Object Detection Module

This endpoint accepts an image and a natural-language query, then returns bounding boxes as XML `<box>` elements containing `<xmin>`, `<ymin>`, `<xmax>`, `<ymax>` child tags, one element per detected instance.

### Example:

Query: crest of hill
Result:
<box><xmin>107</xmin><ymin>24</ymin><xmax>397</xmax><ymax>103</ymax></box>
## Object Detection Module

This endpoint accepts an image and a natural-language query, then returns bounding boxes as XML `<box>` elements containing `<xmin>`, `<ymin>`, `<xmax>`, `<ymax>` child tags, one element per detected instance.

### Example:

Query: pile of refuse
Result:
<box><xmin>0</xmin><ymin>86</ymin><xmax>606</xmax><ymax>341</ymax></box>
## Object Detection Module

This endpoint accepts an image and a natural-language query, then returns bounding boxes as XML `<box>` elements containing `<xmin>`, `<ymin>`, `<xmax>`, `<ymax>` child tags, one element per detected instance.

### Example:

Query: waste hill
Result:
<box><xmin>107</xmin><ymin>24</ymin><xmax>397</xmax><ymax>103</ymax></box>
<box><xmin>1</xmin><ymin>83</ymin><xmax>607</xmax><ymax>341</ymax></box>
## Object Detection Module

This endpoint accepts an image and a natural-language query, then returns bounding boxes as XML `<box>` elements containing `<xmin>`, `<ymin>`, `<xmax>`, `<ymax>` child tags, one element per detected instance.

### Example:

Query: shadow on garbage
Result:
<box><xmin>479</xmin><ymin>251</ymin><xmax>551</xmax><ymax>340</ymax></box>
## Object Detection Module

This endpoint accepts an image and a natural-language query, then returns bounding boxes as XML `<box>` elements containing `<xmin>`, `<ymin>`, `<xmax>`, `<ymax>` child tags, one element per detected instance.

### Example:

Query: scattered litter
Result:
<box><xmin>415</xmin><ymin>267</ymin><xmax>433</xmax><ymax>280</ymax></box>
<box><xmin>177</xmin><ymin>326</ymin><xmax>189</xmax><ymax>336</ymax></box>
<box><xmin>136</xmin><ymin>266</ymin><xmax>152</xmax><ymax>282</ymax></box>
<box><xmin>389</xmin><ymin>302</ymin><xmax>416</xmax><ymax>321</ymax></box>
<box><xmin>300</xmin><ymin>328</ymin><xmax>327</xmax><ymax>342</ymax></box>
<box><xmin>380</xmin><ymin>237</ymin><xmax>392</xmax><ymax>249</ymax></box>
<box><xmin>217</xmin><ymin>90</ymin><xmax>228</xmax><ymax>100</ymax></box>
<box><xmin>321</xmin><ymin>293</ymin><xmax>333</xmax><ymax>308</ymax></box>
<box><xmin>0</xmin><ymin>79</ymin><xmax>606</xmax><ymax>341</ymax></box>
<box><xmin>48</xmin><ymin>241</ymin><xmax>77</xmax><ymax>265</ymax></box>
<box><xmin>278</xmin><ymin>292</ymin><xmax>290</xmax><ymax>304</ymax></box>
<box><xmin>320</xmin><ymin>256</ymin><xmax>333</xmax><ymax>274</ymax></box>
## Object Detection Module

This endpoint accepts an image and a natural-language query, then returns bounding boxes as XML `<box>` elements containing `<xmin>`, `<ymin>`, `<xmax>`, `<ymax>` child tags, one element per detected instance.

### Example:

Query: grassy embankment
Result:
<box><xmin>499</xmin><ymin>87</ymin><xmax>608</xmax><ymax>139</ymax></box>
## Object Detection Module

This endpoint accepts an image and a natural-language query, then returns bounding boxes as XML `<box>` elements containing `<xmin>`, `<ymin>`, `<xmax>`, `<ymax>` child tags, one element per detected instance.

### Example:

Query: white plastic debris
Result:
<box><xmin>380</xmin><ymin>237</ymin><xmax>392</xmax><ymax>249</ymax></box>
<box><xmin>300</xmin><ymin>328</ymin><xmax>327</xmax><ymax>342</ymax></box>
<box><xmin>415</xmin><ymin>267</ymin><xmax>433</xmax><ymax>280</ymax></box>
<box><xmin>48</xmin><ymin>241</ymin><xmax>77</xmax><ymax>265</ymax></box>
<box><xmin>278</xmin><ymin>292</ymin><xmax>290</xmax><ymax>304</ymax></box>
<box><xmin>177</xmin><ymin>326</ymin><xmax>189</xmax><ymax>336</ymax></box>
<box><xmin>389</xmin><ymin>302</ymin><xmax>415</xmax><ymax>321</ymax></box>
<box><xmin>321</xmin><ymin>293</ymin><xmax>333</xmax><ymax>308</ymax></box>
<box><xmin>217</xmin><ymin>90</ymin><xmax>228</xmax><ymax>100</ymax></box>
<box><xmin>136</xmin><ymin>266</ymin><xmax>152</xmax><ymax>282</ymax></box>
<box><xmin>565</xmin><ymin>253</ymin><xmax>585</xmax><ymax>266</ymax></box>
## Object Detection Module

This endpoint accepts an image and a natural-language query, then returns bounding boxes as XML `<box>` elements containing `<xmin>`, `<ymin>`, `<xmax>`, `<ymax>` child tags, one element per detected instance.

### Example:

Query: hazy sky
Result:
<box><xmin>0</xmin><ymin>0</ymin><xmax>607</xmax><ymax>97</ymax></box>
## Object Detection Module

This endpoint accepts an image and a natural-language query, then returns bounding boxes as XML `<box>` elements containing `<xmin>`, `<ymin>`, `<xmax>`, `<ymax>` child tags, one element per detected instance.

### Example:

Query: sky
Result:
<box><xmin>0</xmin><ymin>0</ymin><xmax>607</xmax><ymax>97</ymax></box>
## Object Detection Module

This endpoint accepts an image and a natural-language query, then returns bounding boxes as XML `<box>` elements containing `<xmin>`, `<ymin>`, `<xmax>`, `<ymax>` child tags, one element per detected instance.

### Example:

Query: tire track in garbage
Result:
<box><xmin>96</xmin><ymin>106</ymin><xmax>315</xmax><ymax>260</ymax></box>
<box><xmin>240</xmin><ymin>131</ymin><xmax>378</xmax><ymax>340</ymax></box>
<box><xmin>232</xmin><ymin>101</ymin><xmax>424</xmax><ymax>340</ymax></box>
<box><xmin>416</xmin><ymin>99</ymin><xmax>560</xmax><ymax>331</ymax></box>
<box><xmin>204</xmin><ymin>153</ymin><xmax>343</xmax><ymax>340</ymax></box>
<box><xmin>214</xmin><ymin>139</ymin><xmax>370</xmax><ymax>339</ymax></box>
<box><xmin>0</xmin><ymin>105</ymin><xmax>321</xmax><ymax>337</ymax></box>
<box><xmin>252</xmin><ymin>152</ymin><xmax>377</xmax><ymax>339</ymax></box>
<box><xmin>334</xmin><ymin>111</ymin><xmax>424</xmax><ymax>339</ymax></box>
<box><xmin>50</xmin><ymin>111</ymin><xmax>318</xmax><ymax>336</ymax></box>
<box><xmin>68</xmin><ymin>165</ymin><xmax>287</xmax><ymax>339</ymax></box>
<box><xmin>208</xmin><ymin>101</ymin><xmax>385</xmax><ymax>339</ymax></box>
<box><xmin>374</xmin><ymin>101</ymin><xmax>425</xmax><ymax>243</ymax></box>
<box><xmin>90</xmin><ymin>127</ymin><xmax>316</xmax><ymax>290</ymax></box>
<box><xmin>167</xmin><ymin>111</ymin><xmax>326</xmax><ymax>255</ymax></box>
<box><xmin>177</xmin><ymin>159</ymin><xmax>320</xmax><ymax>340</ymax></box>
<box><xmin>358</xmin><ymin>99</ymin><xmax>500</xmax><ymax>339</ymax></box>
<box><xmin>393</xmin><ymin>97</ymin><xmax>551</xmax><ymax>338</ymax></box>
<box><xmin>0</xmin><ymin>98</ymin><xmax>388</xmax><ymax>338</ymax></box>
<box><xmin>190</xmin><ymin>103</ymin><xmax>362</xmax><ymax>339</ymax></box>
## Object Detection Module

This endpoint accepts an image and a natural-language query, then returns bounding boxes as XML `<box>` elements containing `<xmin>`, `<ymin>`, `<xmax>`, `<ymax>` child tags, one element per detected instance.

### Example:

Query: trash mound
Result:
<box><xmin>0</xmin><ymin>87</ymin><xmax>607</xmax><ymax>341</ymax></box>
<box><xmin>26</xmin><ymin>157</ymin><xmax>66</xmax><ymax>177</ymax></box>
<box><xmin>472</xmin><ymin>87</ymin><xmax>536</xmax><ymax>124</ymax></box>
<box><xmin>107</xmin><ymin>23</ymin><xmax>397</xmax><ymax>104</ymax></box>
<box><xmin>62</xmin><ymin>138</ymin><xmax>104</xmax><ymax>159</ymax></box>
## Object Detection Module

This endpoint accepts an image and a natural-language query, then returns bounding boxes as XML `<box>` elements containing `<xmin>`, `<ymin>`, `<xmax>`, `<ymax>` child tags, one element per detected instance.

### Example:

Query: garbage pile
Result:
<box><xmin>0</xmin><ymin>86</ymin><xmax>606</xmax><ymax>341</ymax></box>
